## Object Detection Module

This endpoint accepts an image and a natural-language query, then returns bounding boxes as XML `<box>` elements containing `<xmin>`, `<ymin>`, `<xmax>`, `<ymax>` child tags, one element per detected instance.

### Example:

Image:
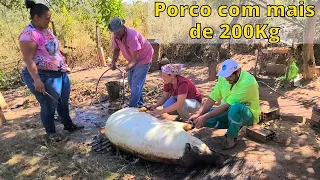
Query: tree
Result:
<box><xmin>89</xmin><ymin>0</ymin><xmax>125</xmax><ymax>27</ymax></box>
<box><xmin>302</xmin><ymin>0</ymin><xmax>320</xmax><ymax>79</ymax></box>
<box><xmin>0</xmin><ymin>0</ymin><xmax>23</xmax><ymax>10</ymax></box>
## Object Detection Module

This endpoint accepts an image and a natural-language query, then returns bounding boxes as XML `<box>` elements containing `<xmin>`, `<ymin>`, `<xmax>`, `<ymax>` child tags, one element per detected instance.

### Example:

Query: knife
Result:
<box><xmin>45</xmin><ymin>92</ymin><xmax>60</xmax><ymax>104</ymax></box>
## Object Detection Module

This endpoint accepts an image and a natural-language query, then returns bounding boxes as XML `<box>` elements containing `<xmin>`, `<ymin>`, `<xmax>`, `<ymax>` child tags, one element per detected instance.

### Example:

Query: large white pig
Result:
<box><xmin>104</xmin><ymin>108</ymin><xmax>227</xmax><ymax>167</ymax></box>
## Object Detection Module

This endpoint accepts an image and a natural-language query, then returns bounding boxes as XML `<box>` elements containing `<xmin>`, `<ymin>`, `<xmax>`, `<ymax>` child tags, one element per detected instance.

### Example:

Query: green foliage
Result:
<box><xmin>0</xmin><ymin>71</ymin><xmax>24</xmax><ymax>90</ymax></box>
<box><xmin>129</xmin><ymin>1</ymin><xmax>147</xmax><ymax>27</ymax></box>
<box><xmin>90</xmin><ymin>0</ymin><xmax>126</xmax><ymax>27</ymax></box>
<box><xmin>132</xmin><ymin>17</ymin><xmax>140</xmax><ymax>27</ymax></box>
<box><xmin>47</xmin><ymin>0</ymin><xmax>83</xmax><ymax>11</ymax></box>
<box><xmin>45</xmin><ymin>0</ymin><xmax>75</xmax><ymax>44</ymax></box>
<box><xmin>0</xmin><ymin>0</ymin><xmax>24</xmax><ymax>10</ymax></box>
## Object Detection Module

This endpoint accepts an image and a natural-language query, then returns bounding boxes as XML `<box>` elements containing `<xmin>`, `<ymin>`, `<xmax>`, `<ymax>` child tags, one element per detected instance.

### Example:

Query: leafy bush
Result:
<box><xmin>0</xmin><ymin>71</ymin><xmax>24</xmax><ymax>90</ymax></box>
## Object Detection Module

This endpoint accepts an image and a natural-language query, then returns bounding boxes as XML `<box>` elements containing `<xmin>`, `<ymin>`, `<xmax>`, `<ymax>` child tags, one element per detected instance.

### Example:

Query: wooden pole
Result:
<box><xmin>0</xmin><ymin>92</ymin><xmax>7</xmax><ymax>126</ymax></box>
<box><xmin>99</xmin><ymin>47</ymin><xmax>107</xmax><ymax>67</ymax></box>
<box><xmin>96</xmin><ymin>26</ymin><xmax>107</xmax><ymax>67</ymax></box>
<box><xmin>0</xmin><ymin>107</ymin><xmax>6</xmax><ymax>126</ymax></box>
<box><xmin>51</xmin><ymin>21</ymin><xmax>57</xmax><ymax>36</ymax></box>
<box><xmin>96</xmin><ymin>26</ymin><xmax>101</xmax><ymax>49</ymax></box>
<box><xmin>254</xmin><ymin>49</ymin><xmax>260</xmax><ymax>77</ymax></box>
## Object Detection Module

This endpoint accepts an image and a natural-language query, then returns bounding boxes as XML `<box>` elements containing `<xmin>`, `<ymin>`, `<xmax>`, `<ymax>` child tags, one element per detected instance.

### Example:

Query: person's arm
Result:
<box><xmin>125</xmin><ymin>50</ymin><xmax>139</xmax><ymax>71</ymax></box>
<box><xmin>19</xmin><ymin>41</ymin><xmax>45</xmax><ymax>94</ymax></box>
<box><xmin>189</xmin><ymin>79</ymin><xmax>222</xmax><ymax>121</ymax></box>
<box><xmin>203</xmin><ymin>103</ymin><xmax>230</xmax><ymax>119</ymax></box>
<box><xmin>160</xmin><ymin>93</ymin><xmax>187</xmax><ymax>114</ymax></box>
<box><xmin>194</xmin><ymin>97</ymin><xmax>216</xmax><ymax>117</ymax></box>
<box><xmin>152</xmin><ymin>91</ymin><xmax>170</xmax><ymax>108</ymax></box>
<box><xmin>110</xmin><ymin>36</ymin><xmax>120</xmax><ymax>70</ymax></box>
<box><xmin>194</xmin><ymin>102</ymin><xmax>230</xmax><ymax>128</ymax></box>
<box><xmin>111</xmin><ymin>48</ymin><xmax>120</xmax><ymax>70</ymax></box>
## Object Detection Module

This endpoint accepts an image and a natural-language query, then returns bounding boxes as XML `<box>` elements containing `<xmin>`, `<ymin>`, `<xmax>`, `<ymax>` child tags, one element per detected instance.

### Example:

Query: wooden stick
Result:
<box><xmin>254</xmin><ymin>49</ymin><xmax>259</xmax><ymax>77</ymax></box>
<box><xmin>96</xmin><ymin>26</ymin><xmax>101</xmax><ymax>49</ymax></box>
<box><xmin>51</xmin><ymin>21</ymin><xmax>57</xmax><ymax>36</ymax></box>
<box><xmin>0</xmin><ymin>91</ymin><xmax>7</xmax><ymax>126</ymax></box>
<box><xmin>0</xmin><ymin>107</ymin><xmax>6</xmax><ymax>126</ymax></box>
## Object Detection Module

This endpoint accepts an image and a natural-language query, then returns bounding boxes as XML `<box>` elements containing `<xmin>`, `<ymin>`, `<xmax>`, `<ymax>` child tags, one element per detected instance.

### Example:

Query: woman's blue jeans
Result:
<box><xmin>22</xmin><ymin>68</ymin><xmax>73</xmax><ymax>135</ymax></box>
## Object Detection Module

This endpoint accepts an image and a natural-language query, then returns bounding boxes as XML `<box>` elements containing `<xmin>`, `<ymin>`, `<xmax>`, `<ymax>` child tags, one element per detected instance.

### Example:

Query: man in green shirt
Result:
<box><xmin>189</xmin><ymin>59</ymin><xmax>260</xmax><ymax>150</ymax></box>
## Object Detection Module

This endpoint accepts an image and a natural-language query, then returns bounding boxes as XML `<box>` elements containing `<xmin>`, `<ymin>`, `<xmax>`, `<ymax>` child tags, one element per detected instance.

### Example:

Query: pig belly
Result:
<box><xmin>105</xmin><ymin>108</ymin><xmax>206</xmax><ymax>161</ymax></box>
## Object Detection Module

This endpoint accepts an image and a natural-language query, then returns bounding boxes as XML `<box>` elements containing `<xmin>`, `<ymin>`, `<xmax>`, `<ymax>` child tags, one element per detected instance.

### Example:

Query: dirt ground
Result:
<box><xmin>0</xmin><ymin>58</ymin><xmax>319</xmax><ymax>180</ymax></box>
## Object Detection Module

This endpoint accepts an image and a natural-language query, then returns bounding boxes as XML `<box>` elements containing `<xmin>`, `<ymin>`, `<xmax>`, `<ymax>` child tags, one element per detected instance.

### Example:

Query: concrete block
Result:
<box><xmin>246</xmin><ymin>126</ymin><xmax>275</xmax><ymax>142</ymax></box>
<box><xmin>260</xmin><ymin>107</ymin><xmax>280</xmax><ymax>122</ymax></box>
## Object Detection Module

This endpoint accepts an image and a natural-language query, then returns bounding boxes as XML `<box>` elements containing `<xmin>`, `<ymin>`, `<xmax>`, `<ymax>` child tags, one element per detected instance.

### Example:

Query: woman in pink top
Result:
<box><xmin>19</xmin><ymin>0</ymin><xmax>83</xmax><ymax>142</ymax></box>
<box><xmin>149</xmin><ymin>64</ymin><xmax>202</xmax><ymax>121</ymax></box>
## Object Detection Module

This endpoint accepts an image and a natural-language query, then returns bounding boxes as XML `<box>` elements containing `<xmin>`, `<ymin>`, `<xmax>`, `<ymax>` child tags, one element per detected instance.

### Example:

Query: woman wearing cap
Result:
<box><xmin>189</xmin><ymin>59</ymin><xmax>260</xmax><ymax>150</ymax></box>
<box><xmin>149</xmin><ymin>64</ymin><xmax>202</xmax><ymax>121</ymax></box>
<box><xmin>19</xmin><ymin>0</ymin><xmax>83</xmax><ymax>142</ymax></box>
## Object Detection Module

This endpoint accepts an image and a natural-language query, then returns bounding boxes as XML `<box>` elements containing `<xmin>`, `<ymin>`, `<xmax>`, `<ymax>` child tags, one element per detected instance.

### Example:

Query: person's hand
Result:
<box><xmin>187</xmin><ymin>113</ymin><xmax>200</xmax><ymax>128</ymax></box>
<box><xmin>188</xmin><ymin>113</ymin><xmax>200</xmax><ymax>123</ymax></box>
<box><xmin>125</xmin><ymin>61</ymin><xmax>136</xmax><ymax>72</ymax></box>
<box><xmin>193</xmin><ymin>115</ymin><xmax>208</xmax><ymax>129</ymax></box>
<box><xmin>121</xmin><ymin>71</ymin><xmax>127</xmax><ymax>78</ymax></box>
<box><xmin>149</xmin><ymin>109</ymin><xmax>162</xmax><ymax>117</ymax></box>
<box><xmin>34</xmin><ymin>79</ymin><xmax>45</xmax><ymax>95</ymax></box>
<box><xmin>110</xmin><ymin>62</ymin><xmax>116</xmax><ymax>70</ymax></box>
<box><xmin>125</xmin><ymin>64</ymin><xmax>130</xmax><ymax>72</ymax></box>
<box><xmin>66</xmin><ymin>67</ymin><xmax>72</xmax><ymax>73</ymax></box>
<box><xmin>149</xmin><ymin>104</ymin><xmax>158</xmax><ymax>111</ymax></box>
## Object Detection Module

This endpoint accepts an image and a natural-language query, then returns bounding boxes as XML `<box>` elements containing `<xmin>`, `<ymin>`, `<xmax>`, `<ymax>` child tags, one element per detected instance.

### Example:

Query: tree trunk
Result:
<box><xmin>302</xmin><ymin>0</ymin><xmax>320</xmax><ymax>79</ymax></box>
<box><xmin>208</xmin><ymin>61</ymin><xmax>217</xmax><ymax>81</ymax></box>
